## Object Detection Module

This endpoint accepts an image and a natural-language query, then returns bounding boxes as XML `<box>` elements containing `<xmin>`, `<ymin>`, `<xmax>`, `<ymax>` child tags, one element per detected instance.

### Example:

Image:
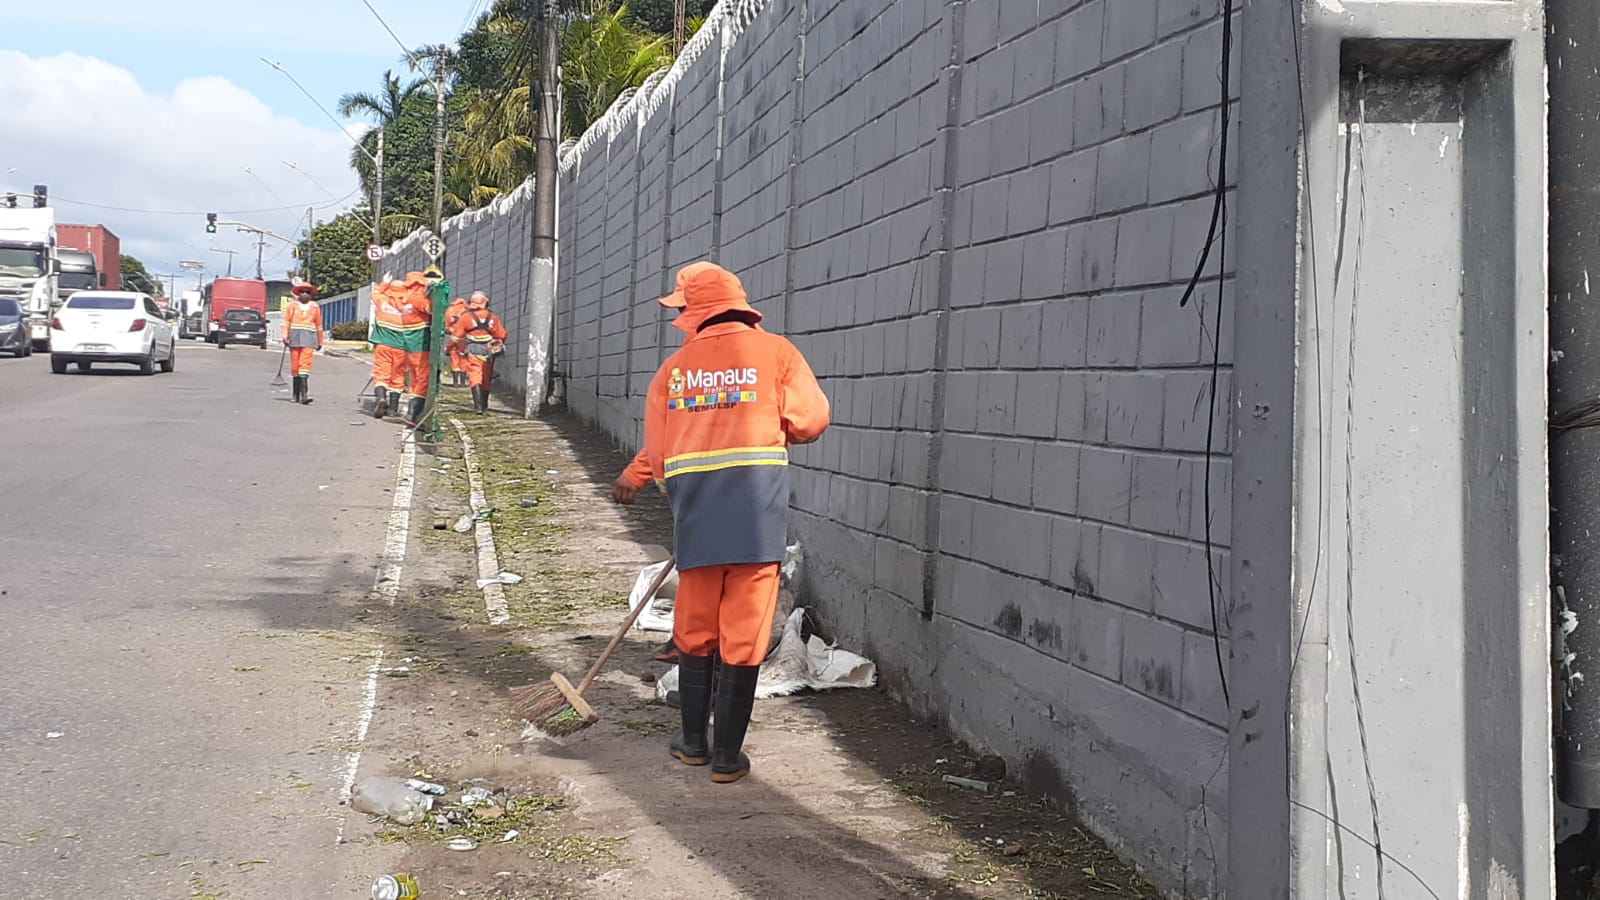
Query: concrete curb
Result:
<box><xmin>450</xmin><ymin>417</ymin><xmax>512</xmax><ymax>626</ymax></box>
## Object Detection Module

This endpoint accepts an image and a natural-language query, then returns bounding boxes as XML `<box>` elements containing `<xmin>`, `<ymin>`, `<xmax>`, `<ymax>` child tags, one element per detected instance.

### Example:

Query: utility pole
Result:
<box><xmin>525</xmin><ymin>0</ymin><xmax>561</xmax><ymax>416</ymax></box>
<box><xmin>431</xmin><ymin>45</ymin><xmax>447</xmax><ymax>240</ymax></box>
<box><xmin>304</xmin><ymin>206</ymin><xmax>315</xmax><ymax>286</ymax></box>
<box><xmin>372</xmin><ymin>128</ymin><xmax>385</xmax><ymax>283</ymax></box>
<box><xmin>673</xmin><ymin>0</ymin><xmax>686</xmax><ymax>56</ymax></box>
<box><xmin>254</xmin><ymin>233</ymin><xmax>265</xmax><ymax>280</ymax></box>
<box><xmin>211</xmin><ymin>247</ymin><xmax>238</xmax><ymax>277</ymax></box>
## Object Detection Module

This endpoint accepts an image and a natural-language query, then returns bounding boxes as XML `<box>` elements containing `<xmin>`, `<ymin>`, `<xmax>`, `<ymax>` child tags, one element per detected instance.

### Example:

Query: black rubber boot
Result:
<box><xmin>291</xmin><ymin>375</ymin><xmax>302</xmax><ymax>403</ymax></box>
<box><xmin>300</xmin><ymin>376</ymin><xmax>314</xmax><ymax>404</ymax></box>
<box><xmin>404</xmin><ymin>397</ymin><xmax>425</xmax><ymax>428</ymax></box>
<box><xmin>711</xmin><ymin>663</ymin><xmax>760</xmax><ymax>783</ymax></box>
<box><xmin>373</xmin><ymin>386</ymin><xmax>388</xmax><ymax>419</ymax></box>
<box><xmin>669</xmin><ymin>652</ymin><xmax>715</xmax><ymax>766</ymax></box>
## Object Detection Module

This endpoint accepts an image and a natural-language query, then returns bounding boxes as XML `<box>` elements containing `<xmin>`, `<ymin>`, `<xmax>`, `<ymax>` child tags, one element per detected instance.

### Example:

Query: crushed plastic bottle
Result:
<box><xmin>351</xmin><ymin>776</ymin><xmax>434</xmax><ymax>825</ymax></box>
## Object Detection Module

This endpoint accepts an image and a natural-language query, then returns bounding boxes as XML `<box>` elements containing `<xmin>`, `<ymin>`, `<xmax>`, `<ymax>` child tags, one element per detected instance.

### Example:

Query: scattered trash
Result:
<box><xmin>941</xmin><ymin>774</ymin><xmax>991</xmax><ymax>794</ymax></box>
<box><xmin>520</xmin><ymin>497</ymin><xmax>540</xmax><ymax>508</ymax></box>
<box><xmin>546</xmin><ymin>469</ymin><xmax>558</xmax><ymax>475</ymax></box>
<box><xmin>460</xmin><ymin>787</ymin><xmax>495</xmax><ymax>807</ymax></box>
<box><xmin>404</xmin><ymin>778</ymin><xmax>448</xmax><ymax>796</ymax></box>
<box><xmin>351</xmin><ymin>776</ymin><xmax>434</xmax><ymax>825</ymax></box>
<box><xmin>318</xmin><ymin>485</ymin><xmax>329</xmax><ymax>492</ymax></box>
<box><xmin>446</xmin><ymin>837</ymin><xmax>478</xmax><ymax>852</ymax></box>
<box><xmin>476</xmin><ymin>572</ymin><xmax>522</xmax><ymax>588</ymax></box>
<box><xmin>1003</xmin><ymin>844</ymin><xmax>1024</xmax><ymax>857</ymax></box>
<box><xmin>45</xmin><ymin>731</ymin><xmax>63</xmax><ymax>739</ymax></box>
<box><xmin>499</xmin><ymin>830</ymin><xmax>520</xmax><ymax>842</ymax></box>
<box><xmin>657</xmin><ymin>606</ymin><xmax>876</xmax><ymax>703</ymax></box>
<box><xmin>349</xmin><ymin>422</ymin><xmax>366</xmax><ymax>427</ymax></box>
<box><xmin>453</xmin><ymin>514</ymin><xmax>473</xmax><ymax>533</ymax></box>
<box><xmin>371</xmin><ymin>873</ymin><xmax>420</xmax><ymax>900</ymax></box>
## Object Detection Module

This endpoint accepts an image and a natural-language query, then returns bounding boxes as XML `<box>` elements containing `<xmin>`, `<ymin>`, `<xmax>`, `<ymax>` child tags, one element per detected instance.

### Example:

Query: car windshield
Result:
<box><xmin>0</xmin><ymin>298</ymin><xmax>20</xmax><ymax>316</ymax></box>
<box><xmin>0</xmin><ymin>247</ymin><xmax>45</xmax><ymax>278</ymax></box>
<box><xmin>67</xmin><ymin>295</ymin><xmax>136</xmax><ymax>310</ymax></box>
<box><xmin>60</xmin><ymin>274</ymin><xmax>98</xmax><ymax>291</ymax></box>
<box><xmin>223</xmin><ymin>309</ymin><xmax>262</xmax><ymax>321</ymax></box>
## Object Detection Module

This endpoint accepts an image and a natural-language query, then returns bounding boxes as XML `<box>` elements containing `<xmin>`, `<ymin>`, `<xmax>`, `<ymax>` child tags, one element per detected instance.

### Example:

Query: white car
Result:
<box><xmin>50</xmin><ymin>291</ymin><xmax>177</xmax><ymax>375</ymax></box>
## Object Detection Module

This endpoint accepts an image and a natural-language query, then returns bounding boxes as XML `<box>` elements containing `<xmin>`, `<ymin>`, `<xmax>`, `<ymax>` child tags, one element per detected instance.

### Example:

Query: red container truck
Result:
<box><xmin>56</xmin><ymin>224</ymin><xmax>120</xmax><ymax>291</ymax></box>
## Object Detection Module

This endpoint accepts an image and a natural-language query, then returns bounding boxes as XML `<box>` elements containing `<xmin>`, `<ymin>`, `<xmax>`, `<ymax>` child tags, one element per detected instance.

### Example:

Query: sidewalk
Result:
<box><xmin>348</xmin><ymin>389</ymin><xmax>1154</xmax><ymax>899</ymax></box>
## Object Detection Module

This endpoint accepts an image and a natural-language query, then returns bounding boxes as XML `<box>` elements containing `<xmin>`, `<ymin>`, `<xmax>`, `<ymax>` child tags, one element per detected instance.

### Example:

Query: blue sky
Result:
<box><xmin>0</xmin><ymin>1</ymin><xmax>482</xmax><ymax>281</ymax></box>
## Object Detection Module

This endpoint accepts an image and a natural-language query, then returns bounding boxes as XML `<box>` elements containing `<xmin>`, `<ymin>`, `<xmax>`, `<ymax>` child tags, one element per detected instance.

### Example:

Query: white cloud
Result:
<box><xmin>0</xmin><ymin>50</ymin><xmax>363</xmax><ymax>280</ymax></box>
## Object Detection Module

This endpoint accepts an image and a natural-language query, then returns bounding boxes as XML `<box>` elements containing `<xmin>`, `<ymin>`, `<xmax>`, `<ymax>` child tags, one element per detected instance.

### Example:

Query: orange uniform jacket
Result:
<box><xmin>449</xmin><ymin>307</ymin><xmax>507</xmax><ymax>354</ymax></box>
<box><xmin>281</xmin><ymin>298</ymin><xmax>322</xmax><ymax>348</ymax></box>
<box><xmin>640</xmin><ymin>322</ymin><xmax>829</xmax><ymax>569</ymax></box>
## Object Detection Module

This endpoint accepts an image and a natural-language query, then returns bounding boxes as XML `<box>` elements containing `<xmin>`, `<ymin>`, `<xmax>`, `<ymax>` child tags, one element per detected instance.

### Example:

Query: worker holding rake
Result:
<box><xmin>613</xmin><ymin>260</ymin><xmax>829</xmax><ymax>784</ymax></box>
<box><xmin>281</xmin><ymin>282</ymin><xmax>322</xmax><ymax>404</ymax></box>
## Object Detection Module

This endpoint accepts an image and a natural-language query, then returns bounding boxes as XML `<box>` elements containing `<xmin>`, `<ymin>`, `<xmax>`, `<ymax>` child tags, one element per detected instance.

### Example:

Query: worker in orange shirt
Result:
<box><xmin>370</xmin><ymin>271</ymin><xmax>433</xmax><ymax>425</ymax></box>
<box><xmin>613</xmin><ymin>261</ymin><xmax>829</xmax><ymax>784</ymax></box>
<box><xmin>449</xmin><ymin>290</ymin><xmax>508</xmax><ymax>414</ymax></box>
<box><xmin>444</xmin><ymin>294</ymin><xmax>470</xmax><ymax>386</ymax></box>
<box><xmin>281</xmin><ymin>282</ymin><xmax>323</xmax><ymax>405</ymax></box>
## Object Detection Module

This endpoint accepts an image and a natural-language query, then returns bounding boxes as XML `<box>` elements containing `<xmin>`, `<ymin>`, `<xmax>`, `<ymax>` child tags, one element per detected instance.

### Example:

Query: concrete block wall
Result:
<box><xmin>390</xmin><ymin>0</ymin><xmax>1238</xmax><ymax>893</ymax></box>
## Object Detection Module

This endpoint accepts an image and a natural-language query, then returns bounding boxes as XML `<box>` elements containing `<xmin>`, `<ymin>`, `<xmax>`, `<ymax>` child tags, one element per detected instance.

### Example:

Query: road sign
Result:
<box><xmin>366</xmin><ymin>243</ymin><xmax>384</xmax><ymax>262</ymax></box>
<box><xmin>422</xmin><ymin>235</ymin><xmax>445</xmax><ymax>260</ymax></box>
<box><xmin>423</xmin><ymin>264</ymin><xmax>443</xmax><ymax>283</ymax></box>
<box><xmin>178</xmin><ymin>260</ymin><xmax>205</xmax><ymax>270</ymax></box>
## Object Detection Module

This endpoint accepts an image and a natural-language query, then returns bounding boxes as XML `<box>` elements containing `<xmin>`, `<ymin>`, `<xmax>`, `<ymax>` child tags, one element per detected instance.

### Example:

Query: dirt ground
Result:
<box><xmin>345</xmin><ymin>389</ymin><xmax>1155</xmax><ymax>900</ymax></box>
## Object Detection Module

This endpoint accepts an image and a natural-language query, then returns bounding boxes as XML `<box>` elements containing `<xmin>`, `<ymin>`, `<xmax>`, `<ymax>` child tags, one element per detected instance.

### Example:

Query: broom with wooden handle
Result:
<box><xmin>510</xmin><ymin>556</ymin><xmax>677</xmax><ymax>735</ymax></box>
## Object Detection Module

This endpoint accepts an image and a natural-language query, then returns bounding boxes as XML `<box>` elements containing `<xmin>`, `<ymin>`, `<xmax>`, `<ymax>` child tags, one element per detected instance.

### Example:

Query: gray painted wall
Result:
<box><xmin>379</xmin><ymin>0</ymin><xmax>1556</xmax><ymax>895</ymax></box>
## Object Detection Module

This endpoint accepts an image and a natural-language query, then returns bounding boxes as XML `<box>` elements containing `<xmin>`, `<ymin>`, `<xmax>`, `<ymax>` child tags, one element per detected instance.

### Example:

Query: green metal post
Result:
<box><xmin>423</xmin><ymin>279</ymin><xmax>452</xmax><ymax>442</ymax></box>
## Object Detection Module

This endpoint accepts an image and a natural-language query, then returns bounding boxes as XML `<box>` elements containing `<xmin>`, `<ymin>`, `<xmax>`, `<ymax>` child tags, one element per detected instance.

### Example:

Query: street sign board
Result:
<box><xmin>422</xmin><ymin>235</ymin><xmax>445</xmax><ymax>260</ymax></box>
<box><xmin>366</xmin><ymin>243</ymin><xmax>384</xmax><ymax>262</ymax></box>
<box><xmin>178</xmin><ymin>260</ymin><xmax>205</xmax><ymax>270</ymax></box>
<box><xmin>422</xmin><ymin>264</ymin><xmax>443</xmax><ymax>284</ymax></box>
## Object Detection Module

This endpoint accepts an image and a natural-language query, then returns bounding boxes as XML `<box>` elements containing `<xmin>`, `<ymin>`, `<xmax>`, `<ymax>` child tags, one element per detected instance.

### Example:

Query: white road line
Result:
<box><xmin>336</xmin><ymin>435</ymin><xmax>416</xmax><ymax>845</ymax></box>
<box><xmin>373</xmin><ymin>435</ymin><xmax>416</xmax><ymax>607</ymax></box>
<box><xmin>451</xmin><ymin>417</ymin><xmax>511</xmax><ymax>625</ymax></box>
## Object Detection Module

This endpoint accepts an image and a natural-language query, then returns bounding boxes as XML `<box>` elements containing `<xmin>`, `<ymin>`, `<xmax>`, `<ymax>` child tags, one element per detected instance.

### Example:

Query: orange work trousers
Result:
<box><xmin>373</xmin><ymin>345</ymin><xmax>431</xmax><ymax>398</ymax></box>
<box><xmin>464</xmin><ymin>353</ymin><xmax>495</xmax><ymax>389</ymax></box>
<box><xmin>289</xmin><ymin>346</ymin><xmax>315</xmax><ymax>376</ymax></box>
<box><xmin>449</xmin><ymin>340</ymin><xmax>468</xmax><ymax>373</ymax></box>
<box><xmin>673</xmin><ymin>562</ymin><xmax>781</xmax><ymax>667</ymax></box>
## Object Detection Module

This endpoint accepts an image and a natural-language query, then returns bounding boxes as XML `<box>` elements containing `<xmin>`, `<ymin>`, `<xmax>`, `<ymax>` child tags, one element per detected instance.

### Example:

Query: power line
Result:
<box><xmin>40</xmin><ymin>190</ymin><xmax>361</xmax><ymax>217</ymax></box>
<box><xmin>359</xmin><ymin>0</ymin><xmax>415</xmax><ymax>57</ymax></box>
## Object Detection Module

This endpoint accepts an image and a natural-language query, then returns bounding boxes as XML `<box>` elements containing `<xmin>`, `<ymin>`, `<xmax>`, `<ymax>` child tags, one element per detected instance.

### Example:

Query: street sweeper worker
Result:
<box><xmin>370</xmin><ymin>271</ymin><xmax>433</xmax><ymax>425</ymax></box>
<box><xmin>449</xmin><ymin>290</ymin><xmax>508</xmax><ymax>414</ymax></box>
<box><xmin>612</xmin><ymin>260</ymin><xmax>829</xmax><ymax>784</ymax></box>
<box><xmin>444</xmin><ymin>294</ymin><xmax>470</xmax><ymax>387</ymax></box>
<box><xmin>281</xmin><ymin>282</ymin><xmax>323</xmax><ymax>404</ymax></box>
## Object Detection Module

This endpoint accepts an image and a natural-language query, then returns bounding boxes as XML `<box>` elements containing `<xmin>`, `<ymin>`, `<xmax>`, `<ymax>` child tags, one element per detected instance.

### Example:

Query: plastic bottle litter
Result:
<box><xmin>453</xmin><ymin>514</ymin><xmax>474</xmax><ymax>533</ymax></box>
<box><xmin>371</xmin><ymin>873</ymin><xmax>420</xmax><ymax>900</ymax></box>
<box><xmin>447</xmin><ymin>836</ymin><xmax>478</xmax><ymax>851</ymax></box>
<box><xmin>941</xmin><ymin>774</ymin><xmax>991</xmax><ymax>793</ymax></box>
<box><xmin>460</xmin><ymin>786</ymin><xmax>495</xmax><ymax>807</ymax></box>
<box><xmin>351</xmin><ymin>776</ymin><xmax>434</xmax><ymax>825</ymax></box>
<box><xmin>404</xmin><ymin>778</ymin><xmax>448</xmax><ymax>796</ymax></box>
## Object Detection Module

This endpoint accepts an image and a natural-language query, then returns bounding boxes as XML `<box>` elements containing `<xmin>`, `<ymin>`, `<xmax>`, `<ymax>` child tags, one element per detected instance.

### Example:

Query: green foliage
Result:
<box><xmin>626</xmin><ymin>0</ymin><xmax>717</xmax><ymax>36</ymax></box>
<box><xmin>330</xmin><ymin>320</ymin><xmax>371</xmax><ymax>341</ymax></box>
<box><xmin>120</xmin><ymin>254</ymin><xmax>159</xmax><ymax>295</ymax></box>
<box><xmin>296</xmin><ymin>212</ymin><xmax>374</xmax><ymax>297</ymax></box>
<box><xmin>334</xmin><ymin>1</ymin><xmax>676</xmax><ymax>225</ymax></box>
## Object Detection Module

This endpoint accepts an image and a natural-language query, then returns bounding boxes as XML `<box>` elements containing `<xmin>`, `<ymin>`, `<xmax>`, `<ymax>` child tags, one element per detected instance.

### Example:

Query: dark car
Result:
<box><xmin>217</xmin><ymin>307</ymin><xmax>267</xmax><ymax>349</ymax></box>
<box><xmin>0</xmin><ymin>298</ymin><xmax>32</xmax><ymax>357</ymax></box>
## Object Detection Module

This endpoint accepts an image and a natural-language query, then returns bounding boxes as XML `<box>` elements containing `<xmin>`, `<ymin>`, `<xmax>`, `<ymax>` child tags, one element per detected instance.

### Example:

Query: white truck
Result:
<box><xmin>0</xmin><ymin>204</ymin><xmax>59</xmax><ymax>351</ymax></box>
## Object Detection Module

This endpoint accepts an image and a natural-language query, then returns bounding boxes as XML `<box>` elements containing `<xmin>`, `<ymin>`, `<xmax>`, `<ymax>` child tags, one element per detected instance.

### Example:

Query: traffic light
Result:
<box><xmin>205</xmin><ymin>212</ymin><xmax>217</xmax><ymax>234</ymax></box>
<box><xmin>32</xmin><ymin>184</ymin><xmax>46</xmax><ymax>208</ymax></box>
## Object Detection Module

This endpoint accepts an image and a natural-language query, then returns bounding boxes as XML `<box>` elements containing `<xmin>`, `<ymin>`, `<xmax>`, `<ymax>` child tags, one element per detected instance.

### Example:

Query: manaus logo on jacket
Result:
<box><xmin>668</xmin><ymin>366</ymin><xmax>761</xmax><ymax>410</ymax></box>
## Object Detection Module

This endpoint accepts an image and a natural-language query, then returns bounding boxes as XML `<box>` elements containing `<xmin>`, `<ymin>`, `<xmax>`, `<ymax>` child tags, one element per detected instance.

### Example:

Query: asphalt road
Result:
<box><xmin>0</xmin><ymin>341</ymin><xmax>411</xmax><ymax>897</ymax></box>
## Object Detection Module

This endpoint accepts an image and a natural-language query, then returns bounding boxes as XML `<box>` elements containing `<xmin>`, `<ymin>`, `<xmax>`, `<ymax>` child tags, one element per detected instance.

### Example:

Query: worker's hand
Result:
<box><xmin>612</xmin><ymin>475</ymin><xmax>640</xmax><ymax>506</ymax></box>
<box><xmin>786</xmin><ymin>431</ymin><xmax>820</xmax><ymax>446</ymax></box>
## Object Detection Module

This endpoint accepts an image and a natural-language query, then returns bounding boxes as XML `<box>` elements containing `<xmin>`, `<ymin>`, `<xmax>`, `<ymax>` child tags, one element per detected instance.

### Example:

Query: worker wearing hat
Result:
<box><xmin>613</xmin><ymin>260</ymin><xmax>830</xmax><ymax>784</ymax></box>
<box><xmin>281</xmin><ymin>282</ymin><xmax>323</xmax><ymax>405</ymax></box>
<box><xmin>449</xmin><ymin>290</ymin><xmax>508</xmax><ymax>414</ymax></box>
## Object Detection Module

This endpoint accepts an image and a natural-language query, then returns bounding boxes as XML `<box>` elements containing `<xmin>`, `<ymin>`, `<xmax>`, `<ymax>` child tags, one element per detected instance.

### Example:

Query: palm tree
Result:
<box><xmin>561</xmin><ymin>5</ymin><xmax>673</xmax><ymax>136</ymax></box>
<box><xmin>338</xmin><ymin>70</ymin><xmax>427</xmax><ymax>177</ymax></box>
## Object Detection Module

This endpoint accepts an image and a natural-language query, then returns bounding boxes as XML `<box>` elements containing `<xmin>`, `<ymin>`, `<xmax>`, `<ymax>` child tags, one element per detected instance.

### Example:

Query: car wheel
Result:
<box><xmin>160</xmin><ymin>341</ymin><xmax>175</xmax><ymax>373</ymax></box>
<box><xmin>50</xmin><ymin>355</ymin><xmax>66</xmax><ymax>374</ymax></box>
<box><xmin>138</xmin><ymin>353</ymin><xmax>154</xmax><ymax>375</ymax></box>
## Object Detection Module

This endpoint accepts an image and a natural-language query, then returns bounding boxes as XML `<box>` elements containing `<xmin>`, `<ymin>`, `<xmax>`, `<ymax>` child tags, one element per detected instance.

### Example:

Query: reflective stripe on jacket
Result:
<box><xmin>642</xmin><ymin>323</ymin><xmax>829</xmax><ymax>568</ymax></box>
<box><xmin>281</xmin><ymin>299</ymin><xmax>322</xmax><ymax>348</ymax></box>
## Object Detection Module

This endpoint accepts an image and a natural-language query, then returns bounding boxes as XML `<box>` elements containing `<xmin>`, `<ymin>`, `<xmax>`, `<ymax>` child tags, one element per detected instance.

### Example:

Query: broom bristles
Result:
<box><xmin>509</xmin><ymin>679</ymin><xmax>565</xmax><ymax>719</ymax></box>
<box><xmin>539</xmin><ymin>705</ymin><xmax>596</xmax><ymax>737</ymax></box>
